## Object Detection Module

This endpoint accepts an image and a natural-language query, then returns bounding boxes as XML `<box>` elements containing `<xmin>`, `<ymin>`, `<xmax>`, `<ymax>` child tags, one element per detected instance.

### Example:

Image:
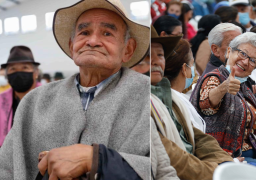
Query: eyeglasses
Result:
<box><xmin>232</xmin><ymin>48</ymin><xmax>256</xmax><ymax>67</ymax></box>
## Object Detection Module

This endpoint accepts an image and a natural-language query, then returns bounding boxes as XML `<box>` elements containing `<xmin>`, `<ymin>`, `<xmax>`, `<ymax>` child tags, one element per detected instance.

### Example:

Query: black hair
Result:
<box><xmin>190</xmin><ymin>14</ymin><xmax>221</xmax><ymax>58</ymax></box>
<box><xmin>153</xmin><ymin>15</ymin><xmax>182</xmax><ymax>35</ymax></box>
<box><xmin>215</xmin><ymin>6</ymin><xmax>238</xmax><ymax>23</ymax></box>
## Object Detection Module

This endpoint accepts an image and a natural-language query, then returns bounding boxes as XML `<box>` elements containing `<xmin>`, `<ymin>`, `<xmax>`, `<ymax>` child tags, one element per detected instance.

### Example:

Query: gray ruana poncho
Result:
<box><xmin>0</xmin><ymin>67</ymin><xmax>150</xmax><ymax>180</ymax></box>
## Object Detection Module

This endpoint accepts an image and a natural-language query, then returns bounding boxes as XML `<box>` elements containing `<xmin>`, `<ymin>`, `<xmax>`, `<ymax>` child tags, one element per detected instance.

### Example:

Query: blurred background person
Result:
<box><xmin>230</xmin><ymin>0</ymin><xmax>255</xmax><ymax>31</ymax></box>
<box><xmin>53</xmin><ymin>71</ymin><xmax>64</xmax><ymax>81</ymax></box>
<box><xmin>41</xmin><ymin>73</ymin><xmax>51</xmax><ymax>85</ymax></box>
<box><xmin>213</xmin><ymin>1</ymin><xmax>230</xmax><ymax>13</ymax></box>
<box><xmin>181</xmin><ymin>1</ymin><xmax>197</xmax><ymax>40</ymax></box>
<box><xmin>215</xmin><ymin>5</ymin><xmax>239</xmax><ymax>23</ymax></box>
<box><xmin>250</xmin><ymin>0</ymin><xmax>256</xmax><ymax>23</ymax></box>
<box><xmin>0</xmin><ymin>46</ymin><xmax>41</xmax><ymax>147</ymax></box>
<box><xmin>190</xmin><ymin>14</ymin><xmax>221</xmax><ymax>75</ymax></box>
<box><xmin>153</xmin><ymin>15</ymin><xmax>182</xmax><ymax>36</ymax></box>
<box><xmin>0</xmin><ymin>68</ymin><xmax>10</xmax><ymax>93</ymax></box>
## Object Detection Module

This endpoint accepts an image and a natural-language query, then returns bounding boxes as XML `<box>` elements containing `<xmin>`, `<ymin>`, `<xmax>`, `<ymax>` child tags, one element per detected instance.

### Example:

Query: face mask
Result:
<box><xmin>238</xmin><ymin>12</ymin><xmax>250</xmax><ymax>26</ymax></box>
<box><xmin>151</xmin><ymin>0</ymin><xmax>156</xmax><ymax>4</ymax></box>
<box><xmin>7</xmin><ymin>72</ymin><xmax>34</xmax><ymax>92</ymax></box>
<box><xmin>167</xmin><ymin>12</ymin><xmax>180</xmax><ymax>19</ymax></box>
<box><xmin>184</xmin><ymin>66</ymin><xmax>195</xmax><ymax>89</ymax></box>
<box><xmin>0</xmin><ymin>75</ymin><xmax>8</xmax><ymax>86</ymax></box>
<box><xmin>225</xmin><ymin>65</ymin><xmax>248</xmax><ymax>83</ymax></box>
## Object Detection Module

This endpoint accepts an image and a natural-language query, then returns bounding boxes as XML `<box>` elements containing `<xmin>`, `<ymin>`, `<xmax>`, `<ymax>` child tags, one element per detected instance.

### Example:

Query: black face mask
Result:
<box><xmin>7</xmin><ymin>72</ymin><xmax>34</xmax><ymax>93</ymax></box>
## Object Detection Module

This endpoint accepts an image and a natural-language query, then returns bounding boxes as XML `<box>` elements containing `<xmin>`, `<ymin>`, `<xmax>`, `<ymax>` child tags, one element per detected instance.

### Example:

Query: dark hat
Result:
<box><xmin>54</xmin><ymin>72</ymin><xmax>64</xmax><ymax>79</ymax></box>
<box><xmin>1</xmin><ymin>46</ymin><xmax>40</xmax><ymax>68</ymax></box>
<box><xmin>151</xmin><ymin>25</ymin><xmax>182</xmax><ymax>59</ymax></box>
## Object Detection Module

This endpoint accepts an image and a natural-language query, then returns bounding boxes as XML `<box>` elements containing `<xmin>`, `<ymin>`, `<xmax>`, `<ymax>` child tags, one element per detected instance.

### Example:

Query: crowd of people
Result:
<box><xmin>1</xmin><ymin>0</ymin><xmax>256</xmax><ymax>179</ymax></box>
<box><xmin>151</xmin><ymin>0</ymin><xmax>256</xmax><ymax>179</ymax></box>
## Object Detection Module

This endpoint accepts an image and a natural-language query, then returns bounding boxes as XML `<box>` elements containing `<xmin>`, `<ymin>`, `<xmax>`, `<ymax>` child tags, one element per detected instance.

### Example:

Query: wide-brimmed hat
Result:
<box><xmin>151</xmin><ymin>25</ymin><xmax>182</xmax><ymax>59</ymax></box>
<box><xmin>1</xmin><ymin>46</ymin><xmax>40</xmax><ymax>68</ymax></box>
<box><xmin>53</xmin><ymin>0</ymin><xmax>150</xmax><ymax>68</ymax></box>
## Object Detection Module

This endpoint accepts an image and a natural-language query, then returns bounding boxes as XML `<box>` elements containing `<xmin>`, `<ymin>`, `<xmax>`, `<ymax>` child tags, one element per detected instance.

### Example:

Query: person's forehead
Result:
<box><xmin>7</xmin><ymin>62</ymin><xmax>33</xmax><ymax>68</ymax></box>
<box><xmin>76</xmin><ymin>8</ymin><xmax>126</xmax><ymax>28</ymax></box>
<box><xmin>151</xmin><ymin>42</ymin><xmax>164</xmax><ymax>50</ymax></box>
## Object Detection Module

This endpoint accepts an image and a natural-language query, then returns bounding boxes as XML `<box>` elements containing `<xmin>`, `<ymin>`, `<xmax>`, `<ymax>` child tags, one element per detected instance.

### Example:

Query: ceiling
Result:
<box><xmin>0</xmin><ymin>0</ymin><xmax>32</xmax><ymax>12</ymax></box>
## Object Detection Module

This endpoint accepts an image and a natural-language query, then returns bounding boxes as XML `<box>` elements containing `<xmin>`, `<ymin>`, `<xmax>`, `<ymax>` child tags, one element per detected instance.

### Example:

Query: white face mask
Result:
<box><xmin>41</xmin><ymin>79</ymin><xmax>47</xmax><ymax>85</ymax></box>
<box><xmin>0</xmin><ymin>75</ymin><xmax>8</xmax><ymax>86</ymax></box>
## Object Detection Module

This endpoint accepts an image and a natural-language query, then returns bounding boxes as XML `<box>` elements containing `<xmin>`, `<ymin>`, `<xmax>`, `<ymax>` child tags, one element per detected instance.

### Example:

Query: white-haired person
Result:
<box><xmin>201</xmin><ymin>23</ymin><xmax>242</xmax><ymax>77</ymax></box>
<box><xmin>191</xmin><ymin>32</ymin><xmax>256</xmax><ymax>164</ymax></box>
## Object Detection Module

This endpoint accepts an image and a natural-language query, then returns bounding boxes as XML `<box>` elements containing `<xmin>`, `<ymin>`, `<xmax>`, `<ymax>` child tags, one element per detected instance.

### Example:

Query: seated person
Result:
<box><xmin>150</xmin><ymin>26</ymin><xmax>233</xmax><ymax>180</ymax></box>
<box><xmin>0</xmin><ymin>0</ymin><xmax>150</xmax><ymax>179</ymax></box>
<box><xmin>164</xmin><ymin>38</ymin><xmax>206</xmax><ymax>132</ymax></box>
<box><xmin>191</xmin><ymin>32</ymin><xmax>256</xmax><ymax>164</ymax></box>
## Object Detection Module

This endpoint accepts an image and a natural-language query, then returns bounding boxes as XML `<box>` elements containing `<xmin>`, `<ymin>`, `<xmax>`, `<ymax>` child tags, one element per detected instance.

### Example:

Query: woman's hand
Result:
<box><xmin>226</xmin><ymin>66</ymin><xmax>241</xmax><ymax>96</ymax></box>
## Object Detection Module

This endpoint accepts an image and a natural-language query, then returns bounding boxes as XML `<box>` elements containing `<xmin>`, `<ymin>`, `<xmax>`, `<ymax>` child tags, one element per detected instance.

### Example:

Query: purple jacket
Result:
<box><xmin>0</xmin><ymin>83</ymin><xmax>41</xmax><ymax>147</ymax></box>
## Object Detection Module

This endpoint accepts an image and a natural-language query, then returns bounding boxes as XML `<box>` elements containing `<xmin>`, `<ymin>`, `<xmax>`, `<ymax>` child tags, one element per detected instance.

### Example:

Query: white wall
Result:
<box><xmin>0</xmin><ymin>0</ymin><xmax>150</xmax><ymax>78</ymax></box>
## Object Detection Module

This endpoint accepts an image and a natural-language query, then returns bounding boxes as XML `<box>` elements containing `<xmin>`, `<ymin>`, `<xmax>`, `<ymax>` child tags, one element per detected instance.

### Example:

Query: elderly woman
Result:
<box><xmin>191</xmin><ymin>32</ymin><xmax>256</xmax><ymax>163</ymax></box>
<box><xmin>165</xmin><ymin>38</ymin><xmax>206</xmax><ymax>132</ymax></box>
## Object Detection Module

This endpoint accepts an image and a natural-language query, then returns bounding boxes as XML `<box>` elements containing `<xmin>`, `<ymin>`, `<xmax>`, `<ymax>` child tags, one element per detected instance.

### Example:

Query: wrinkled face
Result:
<box><xmin>234</xmin><ymin>5</ymin><xmax>249</xmax><ymax>13</ymax></box>
<box><xmin>69</xmin><ymin>8</ymin><xmax>135</xmax><ymax>72</ymax></box>
<box><xmin>151</xmin><ymin>43</ymin><xmax>165</xmax><ymax>85</ymax></box>
<box><xmin>226</xmin><ymin>43</ymin><xmax>256</xmax><ymax>77</ymax></box>
<box><xmin>7</xmin><ymin>62</ymin><xmax>35</xmax><ymax>74</ymax></box>
<box><xmin>168</xmin><ymin>4</ymin><xmax>182</xmax><ymax>16</ymax></box>
<box><xmin>218</xmin><ymin>30</ymin><xmax>241</xmax><ymax>63</ymax></box>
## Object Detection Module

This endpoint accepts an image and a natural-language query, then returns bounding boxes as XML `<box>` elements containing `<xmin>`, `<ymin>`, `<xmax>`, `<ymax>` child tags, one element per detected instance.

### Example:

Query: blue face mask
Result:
<box><xmin>151</xmin><ymin>0</ymin><xmax>156</xmax><ymax>4</ymax></box>
<box><xmin>238</xmin><ymin>12</ymin><xmax>250</xmax><ymax>26</ymax></box>
<box><xmin>167</xmin><ymin>12</ymin><xmax>180</xmax><ymax>19</ymax></box>
<box><xmin>225</xmin><ymin>65</ymin><xmax>248</xmax><ymax>83</ymax></box>
<box><xmin>184</xmin><ymin>65</ymin><xmax>195</xmax><ymax>89</ymax></box>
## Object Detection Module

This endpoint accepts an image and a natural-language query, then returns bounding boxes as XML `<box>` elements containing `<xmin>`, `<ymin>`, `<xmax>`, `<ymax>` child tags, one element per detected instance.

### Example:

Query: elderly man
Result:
<box><xmin>0</xmin><ymin>0</ymin><xmax>150</xmax><ymax>180</ymax></box>
<box><xmin>0</xmin><ymin>46</ymin><xmax>40</xmax><ymax>147</ymax></box>
<box><xmin>201</xmin><ymin>23</ymin><xmax>242</xmax><ymax>77</ymax></box>
<box><xmin>150</xmin><ymin>26</ymin><xmax>233</xmax><ymax>180</ymax></box>
<box><xmin>230</xmin><ymin>0</ymin><xmax>256</xmax><ymax>31</ymax></box>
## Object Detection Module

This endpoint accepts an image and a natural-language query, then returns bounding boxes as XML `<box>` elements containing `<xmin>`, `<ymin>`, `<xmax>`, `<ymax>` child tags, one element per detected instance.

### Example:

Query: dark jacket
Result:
<box><xmin>201</xmin><ymin>54</ymin><xmax>224</xmax><ymax>78</ymax></box>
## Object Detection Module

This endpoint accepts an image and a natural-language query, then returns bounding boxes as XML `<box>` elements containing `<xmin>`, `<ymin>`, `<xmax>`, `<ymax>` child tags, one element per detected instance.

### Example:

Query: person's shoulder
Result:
<box><xmin>121</xmin><ymin>67</ymin><xmax>150</xmax><ymax>83</ymax></box>
<box><xmin>22</xmin><ymin>74</ymin><xmax>77</xmax><ymax>101</ymax></box>
<box><xmin>0</xmin><ymin>87</ymin><xmax>12</xmax><ymax>96</ymax></box>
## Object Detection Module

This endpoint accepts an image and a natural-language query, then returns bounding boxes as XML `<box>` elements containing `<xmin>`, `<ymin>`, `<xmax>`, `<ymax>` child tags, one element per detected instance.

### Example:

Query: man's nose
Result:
<box><xmin>86</xmin><ymin>34</ymin><xmax>103</xmax><ymax>47</ymax></box>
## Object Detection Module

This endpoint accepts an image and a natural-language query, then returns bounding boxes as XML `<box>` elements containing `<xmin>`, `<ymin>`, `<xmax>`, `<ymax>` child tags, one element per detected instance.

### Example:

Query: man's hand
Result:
<box><xmin>38</xmin><ymin>144</ymin><xmax>93</xmax><ymax>180</ymax></box>
<box><xmin>226</xmin><ymin>66</ymin><xmax>240</xmax><ymax>95</ymax></box>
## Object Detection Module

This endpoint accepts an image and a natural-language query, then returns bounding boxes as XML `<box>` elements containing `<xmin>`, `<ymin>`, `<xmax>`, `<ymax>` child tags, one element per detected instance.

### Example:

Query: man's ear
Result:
<box><xmin>69</xmin><ymin>39</ymin><xmax>74</xmax><ymax>58</ymax></box>
<box><xmin>160</xmin><ymin>31</ymin><xmax>167</xmax><ymax>37</ymax></box>
<box><xmin>211</xmin><ymin>44</ymin><xmax>220</xmax><ymax>57</ymax></box>
<box><xmin>122</xmin><ymin>38</ymin><xmax>136</xmax><ymax>63</ymax></box>
<box><xmin>226</xmin><ymin>47</ymin><xmax>232</xmax><ymax>59</ymax></box>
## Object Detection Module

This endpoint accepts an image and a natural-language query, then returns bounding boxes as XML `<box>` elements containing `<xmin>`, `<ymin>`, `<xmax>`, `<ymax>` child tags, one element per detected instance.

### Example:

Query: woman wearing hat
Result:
<box><xmin>0</xmin><ymin>46</ymin><xmax>41</xmax><ymax>147</ymax></box>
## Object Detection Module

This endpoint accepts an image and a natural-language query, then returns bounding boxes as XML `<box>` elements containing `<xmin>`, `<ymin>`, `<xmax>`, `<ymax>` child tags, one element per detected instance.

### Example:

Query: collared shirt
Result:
<box><xmin>75</xmin><ymin>71</ymin><xmax>120</xmax><ymax>110</ymax></box>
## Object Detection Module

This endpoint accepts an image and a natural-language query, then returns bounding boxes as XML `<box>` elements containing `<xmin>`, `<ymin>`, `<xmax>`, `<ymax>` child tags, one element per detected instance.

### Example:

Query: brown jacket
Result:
<box><xmin>160</xmin><ymin>102</ymin><xmax>233</xmax><ymax>180</ymax></box>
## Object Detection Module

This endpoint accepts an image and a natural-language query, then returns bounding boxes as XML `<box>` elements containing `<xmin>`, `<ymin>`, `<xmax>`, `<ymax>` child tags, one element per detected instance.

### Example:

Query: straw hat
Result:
<box><xmin>1</xmin><ymin>46</ymin><xmax>40</xmax><ymax>68</ymax></box>
<box><xmin>53</xmin><ymin>0</ymin><xmax>150</xmax><ymax>68</ymax></box>
<box><xmin>151</xmin><ymin>25</ymin><xmax>182</xmax><ymax>59</ymax></box>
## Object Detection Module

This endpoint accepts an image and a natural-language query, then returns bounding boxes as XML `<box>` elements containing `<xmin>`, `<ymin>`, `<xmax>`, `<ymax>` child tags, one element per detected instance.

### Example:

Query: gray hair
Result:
<box><xmin>208</xmin><ymin>23</ymin><xmax>242</xmax><ymax>48</ymax></box>
<box><xmin>229</xmin><ymin>32</ymin><xmax>256</xmax><ymax>49</ymax></box>
<box><xmin>70</xmin><ymin>21</ymin><xmax>131</xmax><ymax>44</ymax></box>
